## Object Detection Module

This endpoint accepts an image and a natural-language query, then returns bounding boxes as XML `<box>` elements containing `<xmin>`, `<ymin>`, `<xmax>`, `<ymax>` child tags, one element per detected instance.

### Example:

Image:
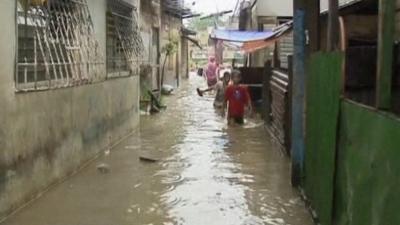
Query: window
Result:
<box><xmin>106</xmin><ymin>0</ymin><xmax>143</xmax><ymax>78</ymax></box>
<box><xmin>16</xmin><ymin>0</ymin><xmax>104</xmax><ymax>91</ymax></box>
<box><xmin>340</xmin><ymin>6</ymin><xmax>399</xmax><ymax>117</ymax></box>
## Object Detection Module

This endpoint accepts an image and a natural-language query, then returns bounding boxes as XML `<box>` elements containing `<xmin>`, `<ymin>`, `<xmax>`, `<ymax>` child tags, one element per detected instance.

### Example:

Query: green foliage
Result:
<box><xmin>187</xmin><ymin>17</ymin><xmax>222</xmax><ymax>31</ymax></box>
<box><xmin>161</xmin><ymin>40</ymin><xmax>178</xmax><ymax>56</ymax></box>
<box><xmin>160</xmin><ymin>38</ymin><xmax>179</xmax><ymax>86</ymax></box>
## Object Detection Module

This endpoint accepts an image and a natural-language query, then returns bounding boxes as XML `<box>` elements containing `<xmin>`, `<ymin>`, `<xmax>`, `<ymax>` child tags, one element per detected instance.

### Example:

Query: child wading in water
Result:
<box><xmin>222</xmin><ymin>70</ymin><xmax>252</xmax><ymax>125</ymax></box>
<box><xmin>197</xmin><ymin>71</ymin><xmax>231</xmax><ymax>108</ymax></box>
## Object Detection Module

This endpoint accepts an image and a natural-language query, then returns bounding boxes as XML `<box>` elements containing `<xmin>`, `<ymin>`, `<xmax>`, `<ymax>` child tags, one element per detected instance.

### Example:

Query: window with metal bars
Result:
<box><xmin>16</xmin><ymin>0</ymin><xmax>104</xmax><ymax>91</ymax></box>
<box><xmin>106</xmin><ymin>0</ymin><xmax>143</xmax><ymax>78</ymax></box>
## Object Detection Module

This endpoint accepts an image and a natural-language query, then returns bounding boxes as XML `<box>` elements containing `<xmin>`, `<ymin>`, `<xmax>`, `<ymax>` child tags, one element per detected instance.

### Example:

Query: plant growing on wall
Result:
<box><xmin>160</xmin><ymin>38</ymin><xmax>178</xmax><ymax>87</ymax></box>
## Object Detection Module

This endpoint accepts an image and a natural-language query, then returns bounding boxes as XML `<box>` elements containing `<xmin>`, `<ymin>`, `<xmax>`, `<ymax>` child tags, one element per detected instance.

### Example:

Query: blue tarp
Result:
<box><xmin>210</xmin><ymin>21</ymin><xmax>293</xmax><ymax>53</ymax></box>
<box><xmin>210</xmin><ymin>30</ymin><xmax>275</xmax><ymax>43</ymax></box>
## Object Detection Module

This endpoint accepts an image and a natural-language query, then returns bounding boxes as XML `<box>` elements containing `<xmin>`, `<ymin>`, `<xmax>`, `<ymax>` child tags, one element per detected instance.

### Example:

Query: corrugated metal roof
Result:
<box><xmin>162</xmin><ymin>0</ymin><xmax>194</xmax><ymax>18</ymax></box>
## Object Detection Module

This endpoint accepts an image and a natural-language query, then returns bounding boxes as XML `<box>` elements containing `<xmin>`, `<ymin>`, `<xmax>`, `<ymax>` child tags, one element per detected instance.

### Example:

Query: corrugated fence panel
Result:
<box><xmin>269</xmin><ymin>70</ymin><xmax>290</xmax><ymax>154</ymax></box>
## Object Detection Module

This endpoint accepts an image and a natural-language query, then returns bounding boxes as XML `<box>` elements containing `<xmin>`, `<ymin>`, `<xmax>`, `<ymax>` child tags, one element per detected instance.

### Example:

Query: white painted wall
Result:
<box><xmin>256</xmin><ymin>0</ymin><xmax>293</xmax><ymax>17</ymax></box>
<box><xmin>320</xmin><ymin>0</ymin><xmax>359</xmax><ymax>12</ymax></box>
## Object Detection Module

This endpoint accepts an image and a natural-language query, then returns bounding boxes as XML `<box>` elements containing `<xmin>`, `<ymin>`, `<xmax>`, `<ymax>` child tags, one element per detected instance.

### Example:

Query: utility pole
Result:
<box><xmin>291</xmin><ymin>0</ymin><xmax>319</xmax><ymax>187</ymax></box>
<box><xmin>238</xmin><ymin>0</ymin><xmax>253</xmax><ymax>66</ymax></box>
<box><xmin>291</xmin><ymin>0</ymin><xmax>306</xmax><ymax>187</ymax></box>
<box><xmin>201</xmin><ymin>10</ymin><xmax>232</xmax><ymax>65</ymax></box>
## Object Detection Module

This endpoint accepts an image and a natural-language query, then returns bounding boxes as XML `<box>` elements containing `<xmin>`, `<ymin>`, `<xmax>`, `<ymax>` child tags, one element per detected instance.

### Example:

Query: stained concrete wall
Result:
<box><xmin>161</xmin><ymin>13</ymin><xmax>184</xmax><ymax>87</ymax></box>
<box><xmin>0</xmin><ymin>0</ymin><xmax>140</xmax><ymax>219</ymax></box>
<box><xmin>139</xmin><ymin>0</ymin><xmax>161</xmax><ymax>91</ymax></box>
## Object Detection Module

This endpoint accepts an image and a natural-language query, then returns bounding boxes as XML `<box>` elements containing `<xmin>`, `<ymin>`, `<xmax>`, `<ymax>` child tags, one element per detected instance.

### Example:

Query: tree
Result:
<box><xmin>160</xmin><ymin>39</ymin><xmax>178</xmax><ymax>87</ymax></box>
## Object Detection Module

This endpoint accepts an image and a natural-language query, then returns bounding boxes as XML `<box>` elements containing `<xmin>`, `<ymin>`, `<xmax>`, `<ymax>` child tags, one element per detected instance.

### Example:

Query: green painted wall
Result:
<box><xmin>334</xmin><ymin>101</ymin><xmax>400</xmax><ymax>225</ymax></box>
<box><xmin>305</xmin><ymin>52</ymin><xmax>342</xmax><ymax>225</ymax></box>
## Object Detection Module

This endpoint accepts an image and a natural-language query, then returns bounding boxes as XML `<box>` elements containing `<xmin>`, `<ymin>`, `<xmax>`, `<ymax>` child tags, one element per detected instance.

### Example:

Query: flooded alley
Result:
<box><xmin>2</xmin><ymin>76</ymin><xmax>313</xmax><ymax>225</ymax></box>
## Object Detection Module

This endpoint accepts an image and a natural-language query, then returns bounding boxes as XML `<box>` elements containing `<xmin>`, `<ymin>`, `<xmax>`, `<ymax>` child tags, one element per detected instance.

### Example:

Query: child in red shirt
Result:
<box><xmin>222</xmin><ymin>70</ymin><xmax>252</xmax><ymax>125</ymax></box>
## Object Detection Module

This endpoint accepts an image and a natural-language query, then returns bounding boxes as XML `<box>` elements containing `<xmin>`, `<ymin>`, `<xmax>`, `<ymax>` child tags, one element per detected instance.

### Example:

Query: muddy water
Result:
<box><xmin>3</xmin><ymin>76</ymin><xmax>313</xmax><ymax>225</ymax></box>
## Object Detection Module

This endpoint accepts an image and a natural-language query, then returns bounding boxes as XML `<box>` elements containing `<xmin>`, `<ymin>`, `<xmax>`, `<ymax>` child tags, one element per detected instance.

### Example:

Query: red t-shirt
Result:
<box><xmin>225</xmin><ymin>85</ymin><xmax>251</xmax><ymax>118</ymax></box>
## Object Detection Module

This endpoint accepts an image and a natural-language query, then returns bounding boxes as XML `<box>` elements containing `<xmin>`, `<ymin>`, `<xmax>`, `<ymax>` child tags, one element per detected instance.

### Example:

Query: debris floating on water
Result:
<box><xmin>134</xmin><ymin>183</ymin><xmax>142</xmax><ymax>189</ymax></box>
<box><xmin>139</xmin><ymin>155</ymin><xmax>159</xmax><ymax>163</ymax></box>
<box><xmin>96</xmin><ymin>163</ymin><xmax>110</xmax><ymax>174</ymax></box>
<box><xmin>162</xmin><ymin>84</ymin><xmax>174</xmax><ymax>95</ymax></box>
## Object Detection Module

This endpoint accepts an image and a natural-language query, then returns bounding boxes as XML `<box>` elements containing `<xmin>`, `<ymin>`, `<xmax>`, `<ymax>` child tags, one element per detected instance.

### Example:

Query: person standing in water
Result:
<box><xmin>204</xmin><ymin>56</ymin><xmax>218</xmax><ymax>87</ymax></box>
<box><xmin>222</xmin><ymin>70</ymin><xmax>252</xmax><ymax>125</ymax></box>
<box><xmin>197</xmin><ymin>71</ymin><xmax>231</xmax><ymax>108</ymax></box>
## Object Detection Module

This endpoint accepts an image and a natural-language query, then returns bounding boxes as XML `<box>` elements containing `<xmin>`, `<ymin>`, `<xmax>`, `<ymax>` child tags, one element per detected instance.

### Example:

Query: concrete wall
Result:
<box><xmin>320</xmin><ymin>0</ymin><xmax>358</xmax><ymax>12</ymax></box>
<box><xmin>256</xmin><ymin>0</ymin><xmax>293</xmax><ymax>17</ymax></box>
<box><xmin>140</xmin><ymin>0</ymin><xmax>161</xmax><ymax>91</ymax></box>
<box><xmin>161</xmin><ymin>13</ymin><xmax>181</xmax><ymax>87</ymax></box>
<box><xmin>0</xmin><ymin>0</ymin><xmax>140</xmax><ymax>218</ymax></box>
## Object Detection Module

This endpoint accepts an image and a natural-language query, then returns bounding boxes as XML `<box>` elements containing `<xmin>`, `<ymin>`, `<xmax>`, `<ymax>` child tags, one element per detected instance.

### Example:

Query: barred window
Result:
<box><xmin>16</xmin><ymin>0</ymin><xmax>104</xmax><ymax>91</ymax></box>
<box><xmin>106</xmin><ymin>0</ymin><xmax>143</xmax><ymax>78</ymax></box>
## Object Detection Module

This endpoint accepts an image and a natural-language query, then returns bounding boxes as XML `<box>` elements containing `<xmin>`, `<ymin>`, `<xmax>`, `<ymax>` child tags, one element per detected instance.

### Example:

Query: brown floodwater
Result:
<box><xmin>2</xmin><ymin>76</ymin><xmax>313</xmax><ymax>225</ymax></box>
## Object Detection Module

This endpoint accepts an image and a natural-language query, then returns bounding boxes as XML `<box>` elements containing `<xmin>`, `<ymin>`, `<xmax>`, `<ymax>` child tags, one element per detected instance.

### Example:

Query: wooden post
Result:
<box><xmin>263</xmin><ymin>60</ymin><xmax>272</xmax><ymax>124</ymax></box>
<box><xmin>290</xmin><ymin>0</ymin><xmax>320</xmax><ymax>187</ymax></box>
<box><xmin>287</xmin><ymin>55</ymin><xmax>293</xmax><ymax>155</ymax></box>
<box><xmin>327</xmin><ymin>0</ymin><xmax>339</xmax><ymax>51</ymax></box>
<box><xmin>306</xmin><ymin>0</ymin><xmax>320</xmax><ymax>53</ymax></box>
<box><xmin>376</xmin><ymin>0</ymin><xmax>395</xmax><ymax>109</ymax></box>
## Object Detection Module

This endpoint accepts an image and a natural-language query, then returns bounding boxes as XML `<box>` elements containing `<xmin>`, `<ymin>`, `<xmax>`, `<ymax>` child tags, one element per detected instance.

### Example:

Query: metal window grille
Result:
<box><xmin>106</xmin><ymin>0</ymin><xmax>143</xmax><ymax>78</ymax></box>
<box><xmin>16</xmin><ymin>0</ymin><xmax>105</xmax><ymax>91</ymax></box>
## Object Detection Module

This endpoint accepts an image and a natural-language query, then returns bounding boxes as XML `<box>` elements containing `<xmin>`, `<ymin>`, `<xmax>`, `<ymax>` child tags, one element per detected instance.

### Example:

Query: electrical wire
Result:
<box><xmin>229</xmin><ymin>0</ymin><xmax>240</xmax><ymax>26</ymax></box>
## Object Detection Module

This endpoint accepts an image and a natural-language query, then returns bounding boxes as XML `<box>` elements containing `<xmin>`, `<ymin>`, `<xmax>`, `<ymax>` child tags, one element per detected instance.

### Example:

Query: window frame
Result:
<box><xmin>15</xmin><ymin>0</ymin><xmax>105</xmax><ymax>92</ymax></box>
<box><xmin>106</xmin><ymin>0</ymin><xmax>143</xmax><ymax>79</ymax></box>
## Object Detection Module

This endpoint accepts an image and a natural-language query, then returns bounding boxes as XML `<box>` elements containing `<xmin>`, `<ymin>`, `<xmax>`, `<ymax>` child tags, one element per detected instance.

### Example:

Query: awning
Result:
<box><xmin>210</xmin><ymin>30</ymin><xmax>275</xmax><ymax>43</ymax></box>
<box><xmin>210</xmin><ymin>21</ymin><xmax>293</xmax><ymax>53</ymax></box>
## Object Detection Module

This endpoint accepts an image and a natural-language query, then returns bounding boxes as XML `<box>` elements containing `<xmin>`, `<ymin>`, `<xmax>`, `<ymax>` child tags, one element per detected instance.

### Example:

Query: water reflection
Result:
<box><xmin>151</xmin><ymin>76</ymin><xmax>312</xmax><ymax>225</ymax></box>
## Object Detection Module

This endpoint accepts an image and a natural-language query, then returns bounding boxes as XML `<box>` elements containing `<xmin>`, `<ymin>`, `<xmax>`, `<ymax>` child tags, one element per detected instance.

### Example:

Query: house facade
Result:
<box><xmin>140</xmin><ymin>0</ymin><xmax>191</xmax><ymax>91</ymax></box>
<box><xmin>0</xmin><ymin>0</ymin><xmax>142</xmax><ymax>219</ymax></box>
<box><xmin>290</xmin><ymin>1</ymin><xmax>400</xmax><ymax>224</ymax></box>
<box><xmin>249</xmin><ymin>0</ymin><xmax>293</xmax><ymax>69</ymax></box>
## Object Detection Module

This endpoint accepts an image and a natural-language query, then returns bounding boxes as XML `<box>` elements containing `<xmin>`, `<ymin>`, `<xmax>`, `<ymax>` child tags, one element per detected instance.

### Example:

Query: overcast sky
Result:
<box><xmin>188</xmin><ymin>0</ymin><xmax>239</xmax><ymax>14</ymax></box>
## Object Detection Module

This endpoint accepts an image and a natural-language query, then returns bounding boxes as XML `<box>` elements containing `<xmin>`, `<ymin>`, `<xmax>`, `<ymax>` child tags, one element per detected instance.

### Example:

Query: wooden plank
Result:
<box><xmin>263</xmin><ymin>61</ymin><xmax>272</xmax><ymax>123</ymax></box>
<box><xmin>305</xmin><ymin>52</ymin><xmax>342</xmax><ymax>225</ymax></box>
<box><xmin>306</xmin><ymin>0</ymin><xmax>320</xmax><ymax>53</ymax></box>
<box><xmin>327</xmin><ymin>0</ymin><xmax>339</xmax><ymax>51</ymax></box>
<box><xmin>376</xmin><ymin>0</ymin><xmax>395</xmax><ymax>109</ymax></box>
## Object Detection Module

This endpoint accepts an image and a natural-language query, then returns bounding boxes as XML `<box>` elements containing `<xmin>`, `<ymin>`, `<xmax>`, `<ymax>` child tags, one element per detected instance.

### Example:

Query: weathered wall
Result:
<box><xmin>0</xmin><ymin>0</ymin><xmax>140</xmax><ymax>218</ymax></box>
<box><xmin>303</xmin><ymin>53</ymin><xmax>400</xmax><ymax>225</ymax></box>
<box><xmin>256</xmin><ymin>0</ymin><xmax>293</xmax><ymax>17</ymax></box>
<box><xmin>161</xmin><ymin>13</ymin><xmax>183</xmax><ymax>87</ymax></box>
<box><xmin>333</xmin><ymin>101</ymin><xmax>400</xmax><ymax>225</ymax></box>
<box><xmin>140</xmin><ymin>0</ymin><xmax>161</xmax><ymax>91</ymax></box>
